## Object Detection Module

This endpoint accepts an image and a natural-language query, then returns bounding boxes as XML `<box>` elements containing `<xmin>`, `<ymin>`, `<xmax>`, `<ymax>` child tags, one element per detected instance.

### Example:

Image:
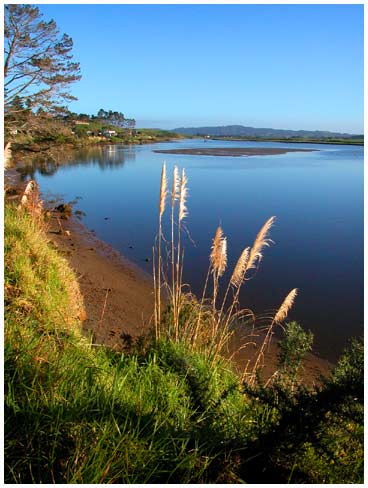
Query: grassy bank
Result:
<box><xmin>4</xmin><ymin>200</ymin><xmax>363</xmax><ymax>483</ymax></box>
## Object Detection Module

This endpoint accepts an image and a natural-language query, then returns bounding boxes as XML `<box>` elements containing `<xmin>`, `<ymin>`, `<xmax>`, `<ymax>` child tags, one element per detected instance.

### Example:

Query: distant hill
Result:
<box><xmin>172</xmin><ymin>125</ymin><xmax>361</xmax><ymax>139</ymax></box>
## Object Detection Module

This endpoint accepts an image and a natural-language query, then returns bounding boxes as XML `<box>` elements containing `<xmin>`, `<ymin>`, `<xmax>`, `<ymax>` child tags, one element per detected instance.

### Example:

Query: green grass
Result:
<box><xmin>4</xmin><ymin>203</ymin><xmax>363</xmax><ymax>483</ymax></box>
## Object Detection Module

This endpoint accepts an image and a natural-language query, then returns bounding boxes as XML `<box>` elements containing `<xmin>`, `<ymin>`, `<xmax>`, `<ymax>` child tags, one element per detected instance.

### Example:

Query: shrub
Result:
<box><xmin>277</xmin><ymin>321</ymin><xmax>314</xmax><ymax>388</ymax></box>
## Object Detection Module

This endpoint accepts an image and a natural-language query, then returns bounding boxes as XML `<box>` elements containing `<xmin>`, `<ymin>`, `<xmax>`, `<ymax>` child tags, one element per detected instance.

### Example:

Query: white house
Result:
<box><xmin>102</xmin><ymin>130</ymin><xmax>117</xmax><ymax>137</ymax></box>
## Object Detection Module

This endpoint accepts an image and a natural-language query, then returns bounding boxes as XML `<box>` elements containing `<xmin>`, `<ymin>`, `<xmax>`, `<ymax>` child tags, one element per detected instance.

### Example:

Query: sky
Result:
<box><xmin>37</xmin><ymin>4</ymin><xmax>364</xmax><ymax>133</ymax></box>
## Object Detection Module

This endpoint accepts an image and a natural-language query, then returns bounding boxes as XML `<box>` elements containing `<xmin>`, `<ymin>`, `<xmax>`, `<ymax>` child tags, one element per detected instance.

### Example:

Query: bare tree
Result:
<box><xmin>4</xmin><ymin>4</ymin><xmax>81</xmax><ymax>132</ymax></box>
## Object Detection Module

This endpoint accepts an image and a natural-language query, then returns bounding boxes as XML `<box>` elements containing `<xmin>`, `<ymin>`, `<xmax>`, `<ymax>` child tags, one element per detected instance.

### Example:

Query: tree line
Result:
<box><xmin>67</xmin><ymin>109</ymin><xmax>136</xmax><ymax>130</ymax></box>
<box><xmin>4</xmin><ymin>4</ymin><xmax>135</xmax><ymax>138</ymax></box>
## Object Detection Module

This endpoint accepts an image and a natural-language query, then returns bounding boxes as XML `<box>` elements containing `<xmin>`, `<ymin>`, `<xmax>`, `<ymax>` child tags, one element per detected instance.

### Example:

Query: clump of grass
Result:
<box><xmin>153</xmin><ymin>164</ymin><xmax>297</xmax><ymax>382</ymax></box>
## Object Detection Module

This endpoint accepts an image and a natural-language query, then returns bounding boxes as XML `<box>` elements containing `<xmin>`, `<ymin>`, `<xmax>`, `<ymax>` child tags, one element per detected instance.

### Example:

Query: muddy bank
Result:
<box><xmin>46</xmin><ymin>211</ymin><xmax>155</xmax><ymax>348</ymax></box>
<box><xmin>153</xmin><ymin>147</ymin><xmax>317</xmax><ymax>157</ymax></box>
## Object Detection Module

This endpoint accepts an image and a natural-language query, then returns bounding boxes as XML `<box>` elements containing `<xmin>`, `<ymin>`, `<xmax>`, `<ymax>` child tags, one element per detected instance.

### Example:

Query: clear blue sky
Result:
<box><xmin>38</xmin><ymin>4</ymin><xmax>363</xmax><ymax>133</ymax></box>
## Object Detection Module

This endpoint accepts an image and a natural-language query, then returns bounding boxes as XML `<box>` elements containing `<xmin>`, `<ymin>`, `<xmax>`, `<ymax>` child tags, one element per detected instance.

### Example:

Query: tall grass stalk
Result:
<box><xmin>249</xmin><ymin>288</ymin><xmax>298</xmax><ymax>384</ymax></box>
<box><xmin>211</xmin><ymin>218</ymin><xmax>274</xmax><ymax>361</ymax></box>
<box><xmin>210</xmin><ymin>226</ymin><xmax>227</xmax><ymax>316</ymax></box>
<box><xmin>174</xmin><ymin>168</ymin><xmax>188</xmax><ymax>339</ymax></box>
<box><xmin>153</xmin><ymin>165</ymin><xmax>298</xmax><ymax>379</ymax></box>
<box><xmin>171</xmin><ymin>166</ymin><xmax>180</xmax><ymax>337</ymax></box>
<box><xmin>155</xmin><ymin>162</ymin><xmax>167</xmax><ymax>338</ymax></box>
<box><xmin>222</xmin><ymin>217</ymin><xmax>275</xmax><ymax>330</ymax></box>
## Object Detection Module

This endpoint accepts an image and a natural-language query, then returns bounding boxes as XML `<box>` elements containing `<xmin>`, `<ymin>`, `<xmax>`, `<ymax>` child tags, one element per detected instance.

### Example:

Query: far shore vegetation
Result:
<box><xmin>8</xmin><ymin>109</ymin><xmax>183</xmax><ymax>153</ymax></box>
<box><xmin>208</xmin><ymin>135</ymin><xmax>364</xmax><ymax>145</ymax></box>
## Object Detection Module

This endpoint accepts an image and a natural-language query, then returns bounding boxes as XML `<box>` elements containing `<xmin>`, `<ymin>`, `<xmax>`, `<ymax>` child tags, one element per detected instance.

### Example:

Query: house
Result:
<box><xmin>102</xmin><ymin>130</ymin><xmax>117</xmax><ymax>137</ymax></box>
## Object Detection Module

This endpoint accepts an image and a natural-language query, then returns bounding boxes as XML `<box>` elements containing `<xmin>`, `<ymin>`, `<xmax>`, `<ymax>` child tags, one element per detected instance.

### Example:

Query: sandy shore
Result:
<box><xmin>153</xmin><ymin>147</ymin><xmax>317</xmax><ymax>157</ymax></box>
<box><xmin>46</xmin><ymin>212</ymin><xmax>155</xmax><ymax>349</ymax></box>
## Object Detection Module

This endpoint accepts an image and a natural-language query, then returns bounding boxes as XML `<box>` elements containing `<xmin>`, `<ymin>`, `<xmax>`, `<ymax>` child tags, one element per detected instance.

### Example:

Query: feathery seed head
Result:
<box><xmin>179</xmin><ymin>168</ymin><xmax>188</xmax><ymax>221</ymax></box>
<box><xmin>274</xmin><ymin>288</ymin><xmax>298</xmax><ymax>323</ymax></box>
<box><xmin>219</xmin><ymin>238</ymin><xmax>227</xmax><ymax>277</ymax></box>
<box><xmin>171</xmin><ymin>165</ymin><xmax>180</xmax><ymax>208</ymax></box>
<box><xmin>159</xmin><ymin>162</ymin><xmax>167</xmax><ymax>217</ymax></box>
<box><xmin>210</xmin><ymin>226</ymin><xmax>227</xmax><ymax>276</ymax></box>
<box><xmin>245</xmin><ymin>216</ymin><xmax>275</xmax><ymax>275</ymax></box>
<box><xmin>231</xmin><ymin>246</ymin><xmax>250</xmax><ymax>287</ymax></box>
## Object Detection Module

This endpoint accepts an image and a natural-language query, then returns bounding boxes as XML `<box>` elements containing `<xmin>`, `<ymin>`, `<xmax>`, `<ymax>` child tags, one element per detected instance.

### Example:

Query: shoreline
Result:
<box><xmin>5</xmin><ymin>153</ymin><xmax>333</xmax><ymax>385</ymax></box>
<box><xmin>10</xmin><ymin>135</ymin><xmax>183</xmax><ymax>155</ymax></box>
<box><xmin>204</xmin><ymin>137</ymin><xmax>364</xmax><ymax>146</ymax></box>
<box><xmin>46</xmin><ymin>210</ymin><xmax>155</xmax><ymax>348</ymax></box>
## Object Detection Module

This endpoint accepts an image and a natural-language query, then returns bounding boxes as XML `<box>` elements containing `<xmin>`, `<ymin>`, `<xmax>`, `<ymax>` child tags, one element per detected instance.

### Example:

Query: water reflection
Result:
<box><xmin>16</xmin><ymin>144</ymin><xmax>135</xmax><ymax>180</ymax></box>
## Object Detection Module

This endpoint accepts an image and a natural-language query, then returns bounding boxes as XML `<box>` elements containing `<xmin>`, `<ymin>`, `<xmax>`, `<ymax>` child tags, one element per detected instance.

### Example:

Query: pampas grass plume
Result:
<box><xmin>179</xmin><ymin>168</ymin><xmax>188</xmax><ymax>221</ymax></box>
<box><xmin>159</xmin><ymin>162</ymin><xmax>167</xmax><ymax>217</ymax></box>
<box><xmin>211</xmin><ymin>227</ymin><xmax>227</xmax><ymax>277</ymax></box>
<box><xmin>171</xmin><ymin>165</ymin><xmax>180</xmax><ymax>207</ymax></box>
<box><xmin>230</xmin><ymin>247</ymin><xmax>250</xmax><ymax>287</ymax></box>
<box><xmin>274</xmin><ymin>288</ymin><xmax>298</xmax><ymax>323</ymax></box>
<box><xmin>245</xmin><ymin>216</ymin><xmax>275</xmax><ymax>274</ymax></box>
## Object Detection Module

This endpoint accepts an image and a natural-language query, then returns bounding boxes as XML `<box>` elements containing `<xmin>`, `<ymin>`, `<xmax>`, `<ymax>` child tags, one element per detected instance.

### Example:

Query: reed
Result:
<box><xmin>244</xmin><ymin>216</ymin><xmax>275</xmax><ymax>276</ymax></box>
<box><xmin>274</xmin><ymin>288</ymin><xmax>298</xmax><ymax>324</ymax></box>
<box><xmin>212</xmin><ymin>246</ymin><xmax>251</xmax><ymax>353</ymax></box>
<box><xmin>153</xmin><ymin>164</ymin><xmax>298</xmax><ymax>380</ymax></box>
<box><xmin>155</xmin><ymin>162</ymin><xmax>167</xmax><ymax>338</ymax></box>
<box><xmin>171</xmin><ymin>166</ymin><xmax>180</xmax><ymax>336</ymax></box>
<box><xmin>175</xmin><ymin>168</ymin><xmax>188</xmax><ymax>338</ymax></box>
<box><xmin>210</xmin><ymin>226</ymin><xmax>227</xmax><ymax>315</ymax></box>
<box><xmin>249</xmin><ymin>288</ymin><xmax>298</xmax><ymax>384</ymax></box>
<box><xmin>230</xmin><ymin>247</ymin><xmax>251</xmax><ymax>288</ymax></box>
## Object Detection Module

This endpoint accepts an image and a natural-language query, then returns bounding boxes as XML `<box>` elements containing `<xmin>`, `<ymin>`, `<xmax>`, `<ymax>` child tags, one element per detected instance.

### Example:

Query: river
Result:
<box><xmin>23</xmin><ymin>138</ymin><xmax>363</xmax><ymax>362</ymax></box>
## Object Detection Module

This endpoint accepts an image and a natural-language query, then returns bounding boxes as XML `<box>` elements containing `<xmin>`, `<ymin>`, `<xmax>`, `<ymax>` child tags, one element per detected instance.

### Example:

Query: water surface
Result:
<box><xmin>26</xmin><ymin>139</ymin><xmax>363</xmax><ymax>362</ymax></box>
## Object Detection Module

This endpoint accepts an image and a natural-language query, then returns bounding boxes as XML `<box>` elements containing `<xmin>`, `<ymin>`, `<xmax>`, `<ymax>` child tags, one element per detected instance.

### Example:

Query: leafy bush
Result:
<box><xmin>240</xmin><ymin>337</ymin><xmax>364</xmax><ymax>483</ymax></box>
<box><xmin>278</xmin><ymin>321</ymin><xmax>314</xmax><ymax>387</ymax></box>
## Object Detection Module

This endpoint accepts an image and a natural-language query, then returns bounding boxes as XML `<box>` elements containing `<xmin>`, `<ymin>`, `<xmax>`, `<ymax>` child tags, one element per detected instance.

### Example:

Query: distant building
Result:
<box><xmin>102</xmin><ymin>130</ymin><xmax>117</xmax><ymax>137</ymax></box>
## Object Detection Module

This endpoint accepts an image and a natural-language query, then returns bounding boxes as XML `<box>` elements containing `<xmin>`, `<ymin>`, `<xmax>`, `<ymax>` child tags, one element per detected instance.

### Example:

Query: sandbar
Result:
<box><xmin>153</xmin><ymin>147</ymin><xmax>317</xmax><ymax>157</ymax></box>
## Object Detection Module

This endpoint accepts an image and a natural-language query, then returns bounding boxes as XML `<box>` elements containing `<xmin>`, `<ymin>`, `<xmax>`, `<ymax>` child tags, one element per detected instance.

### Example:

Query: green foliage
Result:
<box><xmin>4</xmin><ymin>4</ymin><xmax>81</xmax><ymax>132</ymax></box>
<box><xmin>328</xmin><ymin>338</ymin><xmax>363</xmax><ymax>393</ymax></box>
<box><xmin>278</xmin><ymin>321</ymin><xmax>313</xmax><ymax>386</ymax></box>
<box><xmin>4</xmin><ymin>203</ymin><xmax>363</xmax><ymax>483</ymax></box>
<box><xmin>241</xmin><ymin>337</ymin><xmax>364</xmax><ymax>483</ymax></box>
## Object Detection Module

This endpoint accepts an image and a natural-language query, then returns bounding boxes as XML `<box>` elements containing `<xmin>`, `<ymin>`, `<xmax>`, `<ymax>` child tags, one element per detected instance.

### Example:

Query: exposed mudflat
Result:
<box><xmin>153</xmin><ymin>147</ymin><xmax>317</xmax><ymax>157</ymax></box>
